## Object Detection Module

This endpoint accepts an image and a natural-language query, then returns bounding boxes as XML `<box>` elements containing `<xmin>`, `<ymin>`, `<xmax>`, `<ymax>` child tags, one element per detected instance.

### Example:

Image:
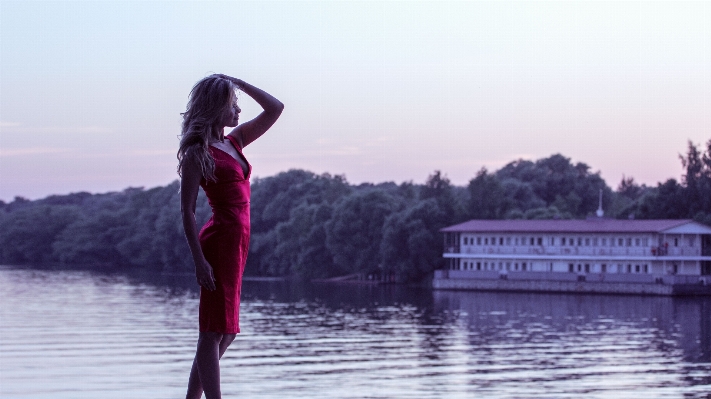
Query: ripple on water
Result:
<box><xmin>1</xmin><ymin>267</ymin><xmax>710</xmax><ymax>399</ymax></box>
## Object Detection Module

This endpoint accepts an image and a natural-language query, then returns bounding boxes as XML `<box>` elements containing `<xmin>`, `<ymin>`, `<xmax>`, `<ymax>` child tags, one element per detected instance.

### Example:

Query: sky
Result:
<box><xmin>1</xmin><ymin>1</ymin><xmax>709</xmax><ymax>201</ymax></box>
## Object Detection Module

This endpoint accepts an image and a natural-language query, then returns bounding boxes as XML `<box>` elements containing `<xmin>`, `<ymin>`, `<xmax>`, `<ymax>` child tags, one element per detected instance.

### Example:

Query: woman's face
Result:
<box><xmin>220</xmin><ymin>97</ymin><xmax>241</xmax><ymax>128</ymax></box>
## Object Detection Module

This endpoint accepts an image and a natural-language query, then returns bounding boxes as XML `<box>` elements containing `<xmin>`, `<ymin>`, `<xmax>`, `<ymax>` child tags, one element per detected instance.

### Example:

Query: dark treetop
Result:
<box><xmin>2</xmin><ymin>140</ymin><xmax>710</xmax><ymax>283</ymax></box>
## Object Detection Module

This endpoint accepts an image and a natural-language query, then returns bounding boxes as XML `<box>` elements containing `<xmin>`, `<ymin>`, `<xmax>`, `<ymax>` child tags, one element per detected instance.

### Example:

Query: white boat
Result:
<box><xmin>436</xmin><ymin>218</ymin><xmax>711</xmax><ymax>296</ymax></box>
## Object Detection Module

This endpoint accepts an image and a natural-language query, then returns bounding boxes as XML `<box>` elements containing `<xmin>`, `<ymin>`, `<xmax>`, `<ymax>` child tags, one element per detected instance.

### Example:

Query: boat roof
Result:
<box><xmin>440</xmin><ymin>219</ymin><xmax>711</xmax><ymax>234</ymax></box>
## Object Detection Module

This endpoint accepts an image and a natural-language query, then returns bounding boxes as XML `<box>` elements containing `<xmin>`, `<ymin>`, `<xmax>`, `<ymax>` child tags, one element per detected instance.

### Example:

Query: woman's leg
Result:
<box><xmin>218</xmin><ymin>334</ymin><xmax>237</xmax><ymax>358</ymax></box>
<box><xmin>186</xmin><ymin>332</ymin><xmax>222</xmax><ymax>399</ymax></box>
<box><xmin>186</xmin><ymin>333</ymin><xmax>238</xmax><ymax>399</ymax></box>
<box><xmin>186</xmin><ymin>355</ymin><xmax>202</xmax><ymax>399</ymax></box>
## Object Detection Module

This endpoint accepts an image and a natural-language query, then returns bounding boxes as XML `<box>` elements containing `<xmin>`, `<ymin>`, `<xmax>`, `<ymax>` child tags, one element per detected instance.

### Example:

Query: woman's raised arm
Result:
<box><xmin>224</xmin><ymin>77</ymin><xmax>284</xmax><ymax>148</ymax></box>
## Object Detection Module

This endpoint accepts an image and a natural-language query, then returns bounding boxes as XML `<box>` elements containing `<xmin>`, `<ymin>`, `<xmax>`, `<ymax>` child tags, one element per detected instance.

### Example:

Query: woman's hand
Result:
<box><xmin>221</xmin><ymin>76</ymin><xmax>284</xmax><ymax>148</ymax></box>
<box><xmin>195</xmin><ymin>257</ymin><xmax>217</xmax><ymax>291</ymax></box>
<box><xmin>212</xmin><ymin>74</ymin><xmax>243</xmax><ymax>89</ymax></box>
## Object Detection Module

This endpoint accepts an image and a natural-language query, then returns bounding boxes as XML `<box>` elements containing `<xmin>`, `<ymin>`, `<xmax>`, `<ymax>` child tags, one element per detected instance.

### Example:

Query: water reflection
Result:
<box><xmin>434</xmin><ymin>291</ymin><xmax>711</xmax><ymax>362</ymax></box>
<box><xmin>434</xmin><ymin>291</ymin><xmax>711</xmax><ymax>397</ymax></box>
<box><xmin>1</xmin><ymin>266</ymin><xmax>709</xmax><ymax>399</ymax></box>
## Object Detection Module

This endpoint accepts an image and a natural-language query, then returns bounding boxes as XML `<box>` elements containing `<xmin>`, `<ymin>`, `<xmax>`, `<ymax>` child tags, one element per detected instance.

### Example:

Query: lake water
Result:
<box><xmin>1</xmin><ymin>266</ymin><xmax>710</xmax><ymax>399</ymax></box>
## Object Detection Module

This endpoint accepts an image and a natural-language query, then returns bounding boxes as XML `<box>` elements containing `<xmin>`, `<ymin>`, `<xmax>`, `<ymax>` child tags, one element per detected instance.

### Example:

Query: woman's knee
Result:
<box><xmin>220</xmin><ymin>334</ymin><xmax>236</xmax><ymax>349</ymax></box>
<box><xmin>198</xmin><ymin>332</ymin><xmax>223</xmax><ymax>346</ymax></box>
<box><xmin>218</xmin><ymin>334</ymin><xmax>236</xmax><ymax>357</ymax></box>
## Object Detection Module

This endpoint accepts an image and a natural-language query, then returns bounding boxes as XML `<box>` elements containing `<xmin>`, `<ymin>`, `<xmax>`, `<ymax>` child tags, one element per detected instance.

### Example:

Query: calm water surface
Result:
<box><xmin>1</xmin><ymin>266</ymin><xmax>710</xmax><ymax>399</ymax></box>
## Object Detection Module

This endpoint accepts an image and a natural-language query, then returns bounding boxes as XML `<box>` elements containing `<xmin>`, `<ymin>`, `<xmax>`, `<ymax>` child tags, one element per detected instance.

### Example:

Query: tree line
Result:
<box><xmin>1</xmin><ymin>140</ymin><xmax>710</xmax><ymax>283</ymax></box>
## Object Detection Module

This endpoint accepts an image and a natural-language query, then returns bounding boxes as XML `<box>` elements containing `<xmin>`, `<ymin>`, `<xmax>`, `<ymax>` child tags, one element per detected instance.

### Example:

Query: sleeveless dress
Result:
<box><xmin>198</xmin><ymin>135</ymin><xmax>251</xmax><ymax>334</ymax></box>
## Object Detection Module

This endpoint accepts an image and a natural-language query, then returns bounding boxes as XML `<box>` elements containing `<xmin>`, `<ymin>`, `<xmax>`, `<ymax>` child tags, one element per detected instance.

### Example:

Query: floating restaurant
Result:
<box><xmin>435</xmin><ymin>218</ymin><xmax>711</xmax><ymax>295</ymax></box>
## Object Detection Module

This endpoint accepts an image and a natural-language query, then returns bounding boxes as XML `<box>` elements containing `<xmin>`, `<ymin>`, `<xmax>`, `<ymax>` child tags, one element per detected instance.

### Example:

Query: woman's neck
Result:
<box><xmin>209</xmin><ymin>133</ymin><xmax>225</xmax><ymax>144</ymax></box>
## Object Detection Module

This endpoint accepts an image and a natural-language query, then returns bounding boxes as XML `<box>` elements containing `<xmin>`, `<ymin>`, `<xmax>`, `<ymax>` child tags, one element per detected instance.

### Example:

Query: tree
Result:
<box><xmin>500</xmin><ymin>179</ymin><xmax>546</xmax><ymax>213</ymax></box>
<box><xmin>246</xmin><ymin>170</ymin><xmax>350</xmax><ymax>275</ymax></box>
<box><xmin>251</xmin><ymin>170</ymin><xmax>350</xmax><ymax>234</ymax></box>
<box><xmin>467</xmin><ymin>168</ymin><xmax>510</xmax><ymax>219</ymax></box>
<box><xmin>0</xmin><ymin>205</ymin><xmax>77</xmax><ymax>264</ymax></box>
<box><xmin>266</xmin><ymin>203</ymin><xmax>336</xmax><ymax>278</ymax></box>
<box><xmin>421</xmin><ymin>170</ymin><xmax>465</xmax><ymax>223</ymax></box>
<box><xmin>625</xmin><ymin>139</ymin><xmax>711</xmax><ymax>224</ymax></box>
<box><xmin>325</xmin><ymin>189</ymin><xmax>404</xmax><ymax>275</ymax></box>
<box><xmin>496</xmin><ymin>154</ymin><xmax>610</xmax><ymax>218</ymax></box>
<box><xmin>380</xmin><ymin>199</ymin><xmax>448</xmax><ymax>282</ymax></box>
<box><xmin>617</xmin><ymin>176</ymin><xmax>643</xmax><ymax>200</ymax></box>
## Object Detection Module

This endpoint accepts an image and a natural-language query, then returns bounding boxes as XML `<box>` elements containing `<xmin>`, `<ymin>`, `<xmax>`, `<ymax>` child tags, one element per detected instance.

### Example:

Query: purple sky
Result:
<box><xmin>1</xmin><ymin>1</ymin><xmax>709</xmax><ymax>201</ymax></box>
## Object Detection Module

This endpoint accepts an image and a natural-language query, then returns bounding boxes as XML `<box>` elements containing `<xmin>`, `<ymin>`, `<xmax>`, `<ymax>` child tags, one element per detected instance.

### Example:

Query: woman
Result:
<box><xmin>178</xmin><ymin>74</ymin><xmax>283</xmax><ymax>399</ymax></box>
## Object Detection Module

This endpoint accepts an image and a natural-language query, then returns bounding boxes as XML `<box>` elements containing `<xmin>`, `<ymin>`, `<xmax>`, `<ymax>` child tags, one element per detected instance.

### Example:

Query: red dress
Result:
<box><xmin>198</xmin><ymin>135</ymin><xmax>251</xmax><ymax>334</ymax></box>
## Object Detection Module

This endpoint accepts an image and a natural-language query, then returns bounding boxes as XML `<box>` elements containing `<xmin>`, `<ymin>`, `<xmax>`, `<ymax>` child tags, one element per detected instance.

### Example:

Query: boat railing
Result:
<box><xmin>438</xmin><ymin>270</ymin><xmax>709</xmax><ymax>285</ymax></box>
<box><xmin>456</xmin><ymin>247</ymin><xmax>657</xmax><ymax>257</ymax></box>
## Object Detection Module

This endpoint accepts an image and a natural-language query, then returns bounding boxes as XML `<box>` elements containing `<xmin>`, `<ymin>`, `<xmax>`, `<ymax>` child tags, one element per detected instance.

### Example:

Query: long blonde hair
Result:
<box><xmin>177</xmin><ymin>75</ymin><xmax>236</xmax><ymax>182</ymax></box>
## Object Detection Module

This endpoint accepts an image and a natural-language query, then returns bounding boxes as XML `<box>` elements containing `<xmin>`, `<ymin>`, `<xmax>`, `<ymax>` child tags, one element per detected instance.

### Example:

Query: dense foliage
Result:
<box><xmin>2</xmin><ymin>141</ymin><xmax>710</xmax><ymax>282</ymax></box>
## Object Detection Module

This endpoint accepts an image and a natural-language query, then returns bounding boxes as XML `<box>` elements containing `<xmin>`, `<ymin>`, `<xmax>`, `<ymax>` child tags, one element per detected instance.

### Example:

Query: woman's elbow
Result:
<box><xmin>272</xmin><ymin>101</ymin><xmax>284</xmax><ymax>114</ymax></box>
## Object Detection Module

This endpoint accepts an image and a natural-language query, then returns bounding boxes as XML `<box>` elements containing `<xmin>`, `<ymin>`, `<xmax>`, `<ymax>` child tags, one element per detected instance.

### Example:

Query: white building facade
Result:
<box><xmin>440</xmin><ymin>219</ymin><xmax>711</xmax><ymax>286</ymax></box>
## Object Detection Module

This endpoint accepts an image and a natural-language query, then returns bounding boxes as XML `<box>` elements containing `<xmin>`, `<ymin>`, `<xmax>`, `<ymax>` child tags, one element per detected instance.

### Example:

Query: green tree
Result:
<box><xmin>496</xmin><ymin>154</ymin><xmax>610</xmax><ymax>218</ymax></box>
<box><xmin>246</xmin><ymin>170</ymin><xmax>350</xmax><ymax>275</ymax></box>
<box><xmin>467</xmin><ymin>168</ymin><xmax>510</xmax><ymax>219</ymax></box>
<box><xmin>251</xmin><ymin>170</ymin><xmax>350</xmax><ymax>234</ymax></box>
<box><xmin>420</xmin><ymin>170</ymin><xmax>465</xmax><ymax>223</ymax></box>
<box><xmin>625</xmin><ymin>139</ymin><xmax>711</xmax><ymax>224</ymax></box>
<box><xmin>52</xmin><ymin>209</ymin><xmax>130</xmax><ymax>267</ymax></box>
<box><xmin>262</xmin><ymin>203</ymin><xmax>336</xmax><ymax>278</ymax></box>
<box><xmin>380</xmin><ymin>199</ymin><xmax>448</xmax><ymax>282</ymax></box>
<box><xmin>325</xmin><ymin>189</ymin><xmax>404</xmax><ymax>275</ymax></box>
<box><xmin>0</xmin><ymin>205</ymin><xmax>78</xmax><ymax>264</ymax></box>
